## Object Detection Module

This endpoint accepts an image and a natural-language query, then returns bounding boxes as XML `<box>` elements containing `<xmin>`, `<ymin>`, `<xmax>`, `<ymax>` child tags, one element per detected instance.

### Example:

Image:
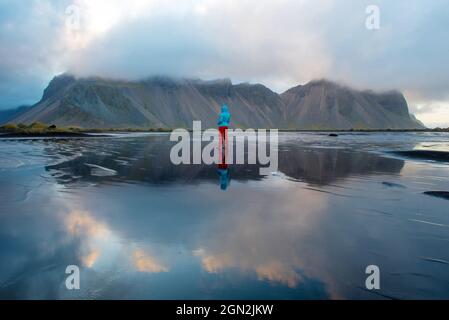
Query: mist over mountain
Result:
<box><xmin>10</xmin><ymin>74</ymin><xmax>424</xmax><ymax>129</ymax></box>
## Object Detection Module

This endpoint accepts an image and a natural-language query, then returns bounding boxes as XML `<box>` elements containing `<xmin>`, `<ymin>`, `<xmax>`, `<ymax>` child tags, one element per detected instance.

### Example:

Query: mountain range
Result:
<box><xmin>7</xmin><ymin>74</ymin><xmax>425</xmax><ymax>129</ymax></box>
<box><xmin>0</xmin><ymin>105</ymin><xmax>32</xmax><ymax>124</ymax></box>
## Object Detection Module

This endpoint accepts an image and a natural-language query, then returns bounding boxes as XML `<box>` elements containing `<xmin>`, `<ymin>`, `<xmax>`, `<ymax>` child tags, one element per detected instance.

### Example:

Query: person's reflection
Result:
<box><xmin>217</xmin><ymin>162</ymin><xmax>230</xmax><ymax>190</ymax></box>
<box><xmin>217</xmin><ymin>135</ymin><xmax>230</xmax><ymax>190</ymax></box>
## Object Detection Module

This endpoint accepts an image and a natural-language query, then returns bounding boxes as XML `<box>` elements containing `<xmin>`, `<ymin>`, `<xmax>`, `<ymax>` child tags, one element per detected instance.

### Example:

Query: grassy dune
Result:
<box><xmin>0</xmin><ymin>122</ymin><xmax>172</xmax><ymax>136</ymax></box>
<box><xmin>0</xmin><ymin>122</ymin><xmax>76</xmax><ymax>134</ymax></box>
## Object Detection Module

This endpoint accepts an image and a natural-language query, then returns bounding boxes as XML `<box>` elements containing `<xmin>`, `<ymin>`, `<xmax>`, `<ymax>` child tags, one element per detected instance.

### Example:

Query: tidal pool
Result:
<box><xmin>0</xmin><ymin>132</ymin><xmax>448</xmax><ymax>299</ymax></box>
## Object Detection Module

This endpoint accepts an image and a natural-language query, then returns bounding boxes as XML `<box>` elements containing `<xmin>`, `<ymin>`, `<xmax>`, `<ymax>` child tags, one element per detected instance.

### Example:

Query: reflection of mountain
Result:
<box><xmin>278</xmin><ymin>146</ymin><xmax>404</xmax><ymax>185</ymax></box>
<box><xmin>44</xmin><ymin>137</ymin><xmax>404</xmax><ymax>186</ymax></box>
<box><xmin>13</xmin><ymin>74</ymin><xmax>424</xmax><ymax>129</ymax></box>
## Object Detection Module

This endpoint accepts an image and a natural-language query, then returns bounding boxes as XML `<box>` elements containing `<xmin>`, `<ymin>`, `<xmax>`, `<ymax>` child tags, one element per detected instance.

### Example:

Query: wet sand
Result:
<box><xmin>0</xmin><ymin>132</ymin><xmax>448</xmax><ymax>299</ymax></box>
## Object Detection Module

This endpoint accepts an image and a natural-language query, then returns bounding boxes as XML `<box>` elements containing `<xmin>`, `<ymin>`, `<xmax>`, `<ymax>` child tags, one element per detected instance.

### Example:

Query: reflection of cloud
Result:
<box><xmin>81</xmin><ymin>249</ymin><xmax>100</xmax><ymax>267</ymax></box>
<box><xmin>193</xmin><ymin>186</ymin><xmax>328</xmax><ymax>290</ymax></box>
<box><xmin>255</xmin><ymin>262</ymin><xmax>301</xmax><ymax>288</ymax></box>
<box><xmin>132</xmin><ymin>249</ymin><xmax>168</xmax><ymax>273</ymax></box>
<box><xmin>64</xmin><ymin>209</ymin><xmax>168</xmax><ymax>272</ymax></box>
<box><xmin>64</xmin><ymin>209</ymin><xmax>110</xmax><ymax>268</ymax></box>
<box><xmin>65</xmin><ymin>210</ymin><xmax>109</xmax><ymax>238</ymax></box>
<box><xmin>194</xmin><ymin>249</ymin><xmax>231</xmax><ymax>273</ymax></box>
<box><xmin>195</xmin><ymin>249</ymin><xmax>300</xmax><ymax>288</ymax></box>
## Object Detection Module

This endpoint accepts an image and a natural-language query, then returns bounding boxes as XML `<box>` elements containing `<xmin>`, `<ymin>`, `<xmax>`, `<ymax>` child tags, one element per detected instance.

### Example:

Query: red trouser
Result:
<box><xmin>218</xmin><ymin>126</ymin><xmax>228</xmax><ymax>164</ymax></box>
<box><xmin>219</xmin><ymin>126</ymin><xmax>228</xmax><ymax>139</ymax></box>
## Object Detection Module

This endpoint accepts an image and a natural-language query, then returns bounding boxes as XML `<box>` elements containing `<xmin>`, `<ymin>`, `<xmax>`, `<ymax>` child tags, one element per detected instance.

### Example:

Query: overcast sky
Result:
<box><xmin>1</xmin><ymin>0</ymin><xmax>449</xmax><ymax>127</ymax></box>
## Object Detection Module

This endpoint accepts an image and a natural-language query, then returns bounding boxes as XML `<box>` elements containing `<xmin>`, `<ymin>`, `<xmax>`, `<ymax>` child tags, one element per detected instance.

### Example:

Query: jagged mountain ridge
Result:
<box><xmin>11</xmin><ymin>74</ymin><xmax>424</xmax><ymax>129</ymax></box>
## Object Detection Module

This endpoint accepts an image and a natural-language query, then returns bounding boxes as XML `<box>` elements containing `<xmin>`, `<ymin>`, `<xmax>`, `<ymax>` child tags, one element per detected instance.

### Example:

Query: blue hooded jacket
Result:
<box><xmin>217</xmin><ymin>105</ymin><xmax>231</xmax><ymax>127</ymax></box>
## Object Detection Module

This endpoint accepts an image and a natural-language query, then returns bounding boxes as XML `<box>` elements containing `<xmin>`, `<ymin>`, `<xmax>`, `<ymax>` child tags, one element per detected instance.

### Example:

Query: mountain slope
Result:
<box><xmin>281</xmin><ymin>80</ymin><xmax>422</xmax><ymax>129</ymax></box>
<box><xmin>13</xmin><ymin>75</ymin><xmax>284</xmax><ymax>129</ymax></box>
<box><xmin>0</xmin><ymin>105</ymin><xmax>33</xmax><ymax>125</ymax></box>
<box><xmin>12</xmin><ymin>75</ymin><xmax>424</xmax><ymax>129</ymax></box>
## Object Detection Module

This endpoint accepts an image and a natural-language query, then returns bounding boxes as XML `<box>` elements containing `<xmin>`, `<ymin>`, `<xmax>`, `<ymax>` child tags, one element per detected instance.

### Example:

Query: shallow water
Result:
<box><xmin>0</xmin><ymin>132</ymin><xmax>449</xmax><ymax>299</ymax></box>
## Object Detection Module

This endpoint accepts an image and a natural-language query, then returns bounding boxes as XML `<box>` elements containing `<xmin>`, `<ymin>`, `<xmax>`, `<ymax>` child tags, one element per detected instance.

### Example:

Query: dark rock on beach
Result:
<box><xmin>423</xmin><ymin>191</ymin><xmax>449</xmax><ymax>200</ymax></box>
<box><xmin>382</xmin><ymin>181</ymin><xmax>406</xmax><ymax>188</ymax></box>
